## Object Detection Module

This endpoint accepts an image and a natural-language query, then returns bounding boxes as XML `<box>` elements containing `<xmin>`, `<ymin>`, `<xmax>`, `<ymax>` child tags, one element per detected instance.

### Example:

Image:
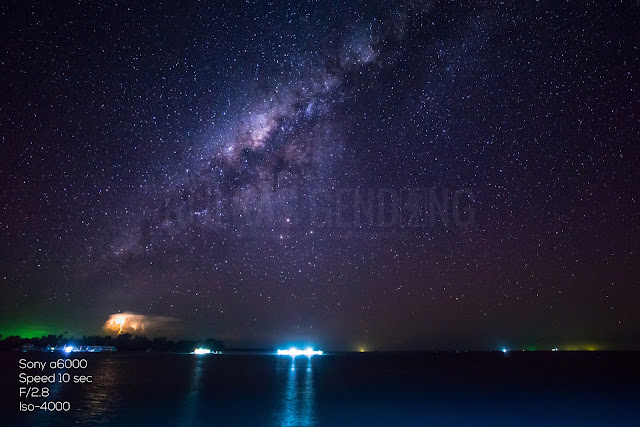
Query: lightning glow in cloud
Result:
<box><xmin>104</xmin><ymin>312</ymin><xmax>177</xmax><ymax>335</ymax></box>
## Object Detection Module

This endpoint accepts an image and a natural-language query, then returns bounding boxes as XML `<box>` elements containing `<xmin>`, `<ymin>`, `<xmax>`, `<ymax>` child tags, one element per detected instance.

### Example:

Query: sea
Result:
<box><xmin>1</xmin><ymin>351</ymin><xmax>638</xmax><ymax>426</ymax></box>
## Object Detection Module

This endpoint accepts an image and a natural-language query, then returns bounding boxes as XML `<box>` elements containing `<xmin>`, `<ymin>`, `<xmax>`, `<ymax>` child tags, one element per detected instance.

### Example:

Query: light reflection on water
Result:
<box><xmin>75</xmin><ymin>358</ymin><xmax>122</xmax><ymax>424</ymax></box>
<box><xmin>7</xmin><ymin>352</ymin><xmax>634</xmax><ymax>425</ymax></box>
<box><xmin>180</xmin><ymin>355</ymin><xmax>204</xmax><ymax>427</ymax></box>
<box><xmin>31</xmin><ymin>356</ymin><xmax>122</xmax><ymax>426</ymax></box>
<box><xmin>277</xmin><ymin>357</ymin><xmax>316</xmax><ymax>426</ymax></box>
<box><xmin>22</xmin><ymin>354</ymin><xmax>318</xmax><ymax>426</ymax></box>
<box><xmin>30</xmin><ymin>356</ymin><xmax>68</xmax><ymax>426</ymax></box>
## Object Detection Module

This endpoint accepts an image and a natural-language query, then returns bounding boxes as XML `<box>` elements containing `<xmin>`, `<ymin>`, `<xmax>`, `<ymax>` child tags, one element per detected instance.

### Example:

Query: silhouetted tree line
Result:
<box><xmin>0</xmin><ymin>334</ymin><xmax>223</xmax><ymax>352</ymax></box>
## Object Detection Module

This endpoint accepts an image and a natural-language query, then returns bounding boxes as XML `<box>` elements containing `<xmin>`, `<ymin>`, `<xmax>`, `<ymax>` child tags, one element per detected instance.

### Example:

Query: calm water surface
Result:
<box><xmin>1</xmin><ymin>352</ymin><xmax>638</xmax><ymax>426</ymax></box>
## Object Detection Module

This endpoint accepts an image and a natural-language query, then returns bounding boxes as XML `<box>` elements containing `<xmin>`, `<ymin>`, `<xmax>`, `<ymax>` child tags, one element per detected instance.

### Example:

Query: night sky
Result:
<box><xmin>1</xmin><ymin>1</ymin><xmax>638</xmax><ymax>350</ymax></box>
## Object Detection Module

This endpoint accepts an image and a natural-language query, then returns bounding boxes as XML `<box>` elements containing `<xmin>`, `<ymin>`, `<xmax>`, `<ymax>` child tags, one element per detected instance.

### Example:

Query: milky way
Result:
<box><xmin>108</xmin><ymin>9</ymin><xmax>411</xmax><ymax>259</ymax></box>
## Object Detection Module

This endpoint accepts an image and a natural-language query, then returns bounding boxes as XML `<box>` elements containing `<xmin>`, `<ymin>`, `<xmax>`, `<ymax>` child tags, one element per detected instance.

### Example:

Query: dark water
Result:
<box><xmin>1</xmin><ymin>351</ymin><xmax>639</xmax><ymax>426</ymax></box>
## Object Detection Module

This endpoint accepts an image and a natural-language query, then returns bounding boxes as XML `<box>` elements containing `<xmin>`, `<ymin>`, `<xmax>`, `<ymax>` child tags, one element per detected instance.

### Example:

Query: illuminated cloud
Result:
<box><xmin>104</xmin><ymin>312</ymin><xmax>178</xmax><ymax>336</ymax></box>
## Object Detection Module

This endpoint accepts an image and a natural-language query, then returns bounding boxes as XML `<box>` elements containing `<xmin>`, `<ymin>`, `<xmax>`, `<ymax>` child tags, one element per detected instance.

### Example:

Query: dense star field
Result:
<box><xmin>1</xmin><ymin>1</ymin><xmax>638</xmax><ymax>349</ymax></box>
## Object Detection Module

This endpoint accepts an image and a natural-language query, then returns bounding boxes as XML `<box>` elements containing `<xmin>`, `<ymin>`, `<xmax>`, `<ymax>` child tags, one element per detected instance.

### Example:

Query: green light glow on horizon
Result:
<box><xmin>0</xmin><ymin>325</ymin><xmax>63</xmax><ymax>339</ymax></box>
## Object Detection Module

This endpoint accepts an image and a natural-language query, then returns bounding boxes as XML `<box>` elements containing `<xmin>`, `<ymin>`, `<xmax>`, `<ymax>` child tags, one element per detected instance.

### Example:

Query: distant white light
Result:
<box><xmin>552</xmin><ymin>348</ymin><xmax>558</xmax><ymax>352</ymax></box>
<box><xmin>64</xmin><ymin>346</ymin><xmax>74</xmax><ymax>353</ymax></box>
<box><xmin>502</xmin><ymin>348</ymin><xmax>508</xmax><ymax>354</ymax></box>
<box><xmin>193</xmin><ymin>348</ymin><xmax>211</xmax><ymax>355</ymax></box>
<box><xmin>277</xmin><ymin>347</ymin><xmax>323</xmax><ymax>357</ymax></box>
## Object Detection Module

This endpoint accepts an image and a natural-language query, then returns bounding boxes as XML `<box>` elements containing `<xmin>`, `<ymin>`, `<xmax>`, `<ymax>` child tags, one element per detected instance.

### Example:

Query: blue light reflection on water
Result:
<box><xmin>2</xmin><ymin>352</ymin><xmax>638</xmax><ymax>425</ymax></box>
<box><xmin>277</xmin><ymin>356</ymin><xmax>315</xmax><ymax>426</ymax></box>
<box><xmin>180</xmin><ymin>355</ymin><xmax>204</xmax><ymax>427</ymax></box>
